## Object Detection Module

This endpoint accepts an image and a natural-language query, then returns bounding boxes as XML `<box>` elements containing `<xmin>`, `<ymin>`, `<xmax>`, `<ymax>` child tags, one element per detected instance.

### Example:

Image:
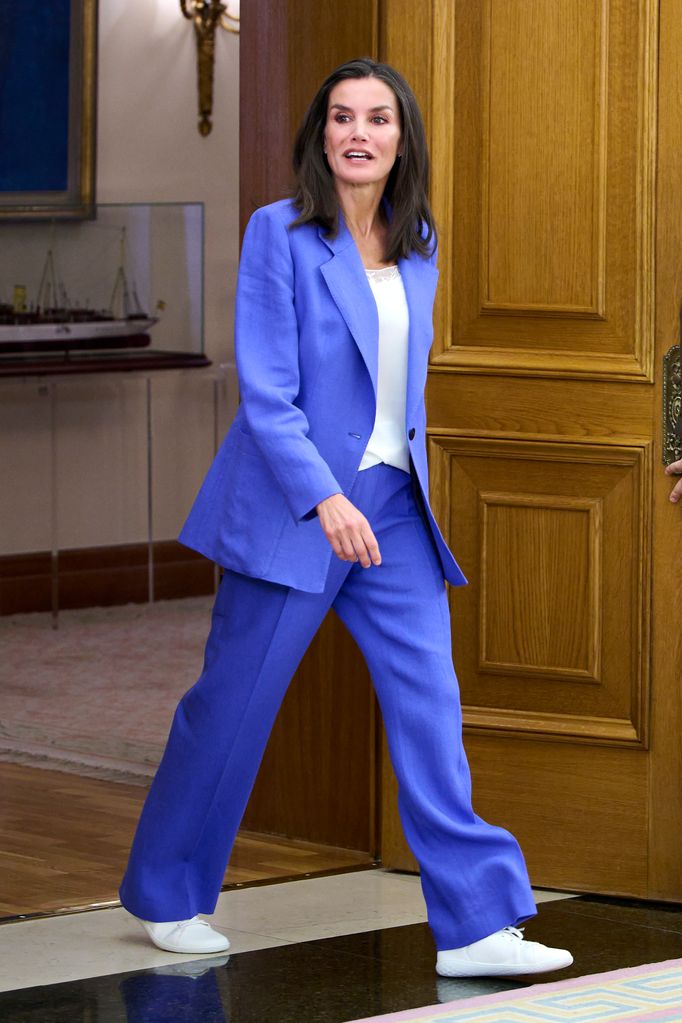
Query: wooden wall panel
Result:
<box><xmin>239</xmin><ymin>2</ymin><xmax>290</xmax><ymax>231</ymax></box>
<box><xmin>378</xmin><ymin>0</ymin><xmax>433</xmax><ymax>115</ymax></box>
<box><xmin>464</xmin><ymin>736</ymin><xmax>649</xmax><ymax>897</ymax></box>
<box><xmin>287</xmin><ymin>1</ymin><xmax>378</xmax><ymax>144</ymax></box>
<box><xmin>381</xmin><ymin>728</ymin><xmax>650</xmax><ymax>891</ymax></box>
<box><xmin>427</xmin><ymin>373</ymin><xmax>653</xmax><ymax>441</ymax></box>
<box><xmin>0</xmin><ymin>542</ymin><xmax>213</xmax><ymax>615</ymax></box>
<box><xmin>482</xmin><ymin>0</ymin><xmax>606</xmax><ymax>313</ymax></box>
<box><xmin>429</xmin><ymin>435</ymin><xmax>651</xmax><ymax>746</ymax></box>
<box><xmin>479</xmin><ymin>494</ymin><xmax>602</xmax><ymax>680</ymax></box>
<box><xmin>240</xmin><ymin>0</ymin><xmax>378</xmax><ymax>227</ymax></box>
<box><xmin>240</xmin><ymin>0</ymin><xmax>379</xmax><ymax>852</ymax></box>
<box><xmin>431</xmin><ymin>0</ymin><xmax>657</xmax><ymax>380</ymax></box>
<box><xmin>244</xmin><ymin>611</ymin><xmax>377</xmax><ymax>850</ymax></box>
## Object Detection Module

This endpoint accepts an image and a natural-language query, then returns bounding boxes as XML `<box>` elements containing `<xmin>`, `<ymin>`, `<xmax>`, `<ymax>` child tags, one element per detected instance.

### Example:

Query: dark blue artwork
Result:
<box><xmin>0</xmin><ymin>0</ymin><xmax>71</xmax><ymax>192</ymax></box>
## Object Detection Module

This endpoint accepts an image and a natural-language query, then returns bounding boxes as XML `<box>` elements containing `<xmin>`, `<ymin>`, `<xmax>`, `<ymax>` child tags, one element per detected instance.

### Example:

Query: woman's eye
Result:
<box><xmin>335</xmin><ymin>114</ymin><xmax>351</xmax><ymax>123</ymax></box>
<box><xmin>372</xmin><ymin>116</ymin><xmax>388</xmax><ymax>124</ymax></box>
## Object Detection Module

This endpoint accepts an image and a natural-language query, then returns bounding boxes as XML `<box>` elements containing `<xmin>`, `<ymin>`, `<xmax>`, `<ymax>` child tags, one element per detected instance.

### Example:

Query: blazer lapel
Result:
<box><xmin>319</xmin><ymin>215</ymin><xmax>439</xmax><ymax>415</ymax></box>
<box><xmin>318</xmin><ymin>222</ymin><xmax>379</xmax><ymax>398</ymax></box>
<box><xmin>399</xmin><ymin>252</ymin><xmax>439</xmax><ymax>424</ymax></box>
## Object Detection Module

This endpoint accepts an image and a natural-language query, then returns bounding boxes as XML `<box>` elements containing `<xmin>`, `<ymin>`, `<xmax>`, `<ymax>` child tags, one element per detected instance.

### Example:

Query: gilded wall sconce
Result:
<box><xmin>180</xmin><ymin>0</ymin><xmax>239</xmax><ymax>136</ymax></box>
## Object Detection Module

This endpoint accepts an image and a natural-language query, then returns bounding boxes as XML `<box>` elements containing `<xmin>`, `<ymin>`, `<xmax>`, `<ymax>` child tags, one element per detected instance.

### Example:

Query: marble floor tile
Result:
<box><xmin>532</xmin><ymin>887</ymin><xmax>580</xmax><ymax>904</ymax></box>
<box><xmin>552</xmin><ymin>892</ymin><xmax>682</xmax><ymax>933</ymax></box>
<box><xmin>0</xmin><ymin>925</ymin><xmax>524</xmax><ymax>1023</ymax></box>
<box><xmin>4</xmin><ymin>896</ymin><xmax>672</xmax><ymax>1023</ymax></box>
<box><xmin>537</xmin><ymin>895</ymin><xmax>682</xmax><ymax>977</ymax></box>
<box><xmin>0</xmin><ymin>869</ymin><xmax>573</xmax><ymax>994</ymax></box>
<box><xmin>0</xmin><ymin>907</ymin><xmax>289</xmax><ymax>994</ymax></box>
<box><xmin>210</xmin><ymin>871</ymin><xmax>429</xmax><ymax>942</ymax></box>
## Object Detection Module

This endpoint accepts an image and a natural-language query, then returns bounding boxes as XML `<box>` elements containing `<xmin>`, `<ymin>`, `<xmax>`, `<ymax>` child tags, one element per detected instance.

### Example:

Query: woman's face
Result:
<box><xmin>323</xmin><ymin>77</ymin><xmax>402</xmax><ymax>191</ymax></box>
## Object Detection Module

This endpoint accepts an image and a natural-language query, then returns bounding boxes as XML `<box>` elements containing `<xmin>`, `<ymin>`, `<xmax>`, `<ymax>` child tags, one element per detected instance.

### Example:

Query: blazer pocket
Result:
<box><xmin>220</xmin><ymin>437</ymin><xmax>288</xmax><ymax>575</ymax></box>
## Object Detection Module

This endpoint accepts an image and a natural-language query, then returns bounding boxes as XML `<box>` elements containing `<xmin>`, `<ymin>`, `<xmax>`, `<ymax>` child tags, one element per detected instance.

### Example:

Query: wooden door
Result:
<box><xmin>239</xmin><ymin>0</ymin><xmax>380</xmax><ymax>853</ymax></box>
<box><xmin>381</xmin><ymin>0</ymin><xmax>682</xmax><ymax>899</ymax></box>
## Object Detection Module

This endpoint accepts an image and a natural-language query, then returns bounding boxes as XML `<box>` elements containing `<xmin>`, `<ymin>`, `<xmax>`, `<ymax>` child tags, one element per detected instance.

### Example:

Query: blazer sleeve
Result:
<box><xmin>235</xmin><ymin>206</ymin><xmax>342</xmax><ymax>522</ymax></box>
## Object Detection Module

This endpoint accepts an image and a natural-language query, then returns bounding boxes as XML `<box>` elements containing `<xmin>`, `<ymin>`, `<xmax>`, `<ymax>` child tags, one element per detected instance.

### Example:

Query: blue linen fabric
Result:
<box><xmin>179</xmin><ymin>199</ymin><xmax>467</xmax><ymax>594</ymax></box>
<box><xmin>120</xmin><ymin>464</ymin><xmax>536</xmax><ymax>950</ymax></box>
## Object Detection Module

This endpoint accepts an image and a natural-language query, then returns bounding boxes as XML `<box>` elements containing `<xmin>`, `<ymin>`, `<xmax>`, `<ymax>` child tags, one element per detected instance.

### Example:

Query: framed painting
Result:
<box><xmin>0</xmin><ymin>0</ymin><xmax>97</xmax><ymax>220</ymax></box>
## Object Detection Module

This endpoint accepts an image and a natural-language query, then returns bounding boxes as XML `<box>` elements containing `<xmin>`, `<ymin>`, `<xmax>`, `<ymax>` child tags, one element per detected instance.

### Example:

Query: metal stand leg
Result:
<box><xmin>213</xmin><ymin>374</ymin><xmax>221</xmax><ymax>594</ymax></box>
<box><xmin>49</xmin><ymin>382</ymin><xmax>59</xmax><ymax>630</ymax></box>
<box><xmin>146</xmin><ymin>376</ymin><xmax>155</xmax><ymax>604</ymax></box>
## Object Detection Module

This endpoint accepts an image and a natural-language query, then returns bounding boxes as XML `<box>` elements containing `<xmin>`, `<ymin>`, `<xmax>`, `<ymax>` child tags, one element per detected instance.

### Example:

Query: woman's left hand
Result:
<box><xmin>664</xmin><ymin>458</ymin><xmax>682</xmax><ymax>503</ymax></box>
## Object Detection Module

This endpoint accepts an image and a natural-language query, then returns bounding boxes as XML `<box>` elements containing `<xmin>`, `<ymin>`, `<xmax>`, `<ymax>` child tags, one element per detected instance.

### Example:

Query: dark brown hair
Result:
<box><xmin>291</xmin><ymin>58</ymin><xmax>436</xmax><ymax>263</ymax></box>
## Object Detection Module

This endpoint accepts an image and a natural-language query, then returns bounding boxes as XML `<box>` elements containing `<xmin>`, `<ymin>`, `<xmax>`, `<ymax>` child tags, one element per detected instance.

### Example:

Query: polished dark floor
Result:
<box><xmin>5</xmin><ymin>896</ymin><xmax>682</xmax><ymax>1022</ymax></box>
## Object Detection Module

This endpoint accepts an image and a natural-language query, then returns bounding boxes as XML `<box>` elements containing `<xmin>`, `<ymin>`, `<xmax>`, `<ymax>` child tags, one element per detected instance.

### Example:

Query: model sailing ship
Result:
<box><xmin>0</xmin><ymin>229</ymin><xmax>161</xmax><ymax>353</ymax></box>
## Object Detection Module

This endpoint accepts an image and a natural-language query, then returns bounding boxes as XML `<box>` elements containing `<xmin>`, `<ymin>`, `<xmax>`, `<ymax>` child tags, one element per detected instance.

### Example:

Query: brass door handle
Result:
<box><xmin>663</xmin><ymin>311</ymin><xmax>682</xmax><ymax>465</ymax></box>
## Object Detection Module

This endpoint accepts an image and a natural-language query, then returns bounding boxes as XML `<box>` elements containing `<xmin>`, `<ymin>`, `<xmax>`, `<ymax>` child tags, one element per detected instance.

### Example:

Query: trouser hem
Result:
<box><xmin>432</xmin><ymin>896</ymin><xmax>538</xmax><ymax>952</ymax></box>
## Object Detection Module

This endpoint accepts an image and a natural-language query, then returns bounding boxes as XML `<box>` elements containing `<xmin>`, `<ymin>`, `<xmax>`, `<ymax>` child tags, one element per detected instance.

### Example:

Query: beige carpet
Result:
<box><xmin>0</xmin><ymin>597</ymin><xmax>213</xmax><ymax>784</ymax></box>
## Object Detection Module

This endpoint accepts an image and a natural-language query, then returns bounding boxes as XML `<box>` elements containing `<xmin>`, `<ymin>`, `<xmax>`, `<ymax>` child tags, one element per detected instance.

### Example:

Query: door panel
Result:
<box><xmin>481</xmin><ymin>1</ymin><xmax>605</xmax><ymax>313</ymax></box>
<box><xmin>463</xmin><ymin>736</ymin><xmax>649</xmax><ymax>896</ymax></box>
<box><xmin>430</xmin><ymin>435</ymin><xmax>650</xmax><ymax>745</ymax></box>
<box><xmin>380</xmin><ymin>0</ymin><xmax>682</xmax><ymax>897</ymax></box>
<box><xmin>434</xmin><ymin>0</ymin><xmax>655</xmax><ymax>379</ymax></box>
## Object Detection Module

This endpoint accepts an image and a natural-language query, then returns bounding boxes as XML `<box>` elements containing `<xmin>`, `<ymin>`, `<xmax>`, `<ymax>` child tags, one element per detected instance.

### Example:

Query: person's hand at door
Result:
<box><xmin>664</xmin><ymin>458</ymin><xmax>682</xmax><ymax>503</ymax></box>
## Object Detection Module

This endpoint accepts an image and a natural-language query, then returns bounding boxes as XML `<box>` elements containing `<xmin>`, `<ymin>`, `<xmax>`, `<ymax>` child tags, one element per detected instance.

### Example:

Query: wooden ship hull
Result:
<box><xmin>0</xmin><ymin>314</ymin><xmax>158</xmax><ymax>353</ymax></box>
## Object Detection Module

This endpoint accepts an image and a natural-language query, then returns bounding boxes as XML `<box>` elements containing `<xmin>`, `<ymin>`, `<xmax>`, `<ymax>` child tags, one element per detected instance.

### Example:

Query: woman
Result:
<box><xmin>120</xmin><ymin>58</ymin><xmax>573</xmax><ymax>978</ymax></box>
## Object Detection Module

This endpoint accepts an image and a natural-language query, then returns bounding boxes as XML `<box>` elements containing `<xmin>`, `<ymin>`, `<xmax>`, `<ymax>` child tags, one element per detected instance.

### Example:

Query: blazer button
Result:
<box><xmin>408</xmin><ymin>428</ymin><xmax>415</xmax><ymax>440</ymax></box>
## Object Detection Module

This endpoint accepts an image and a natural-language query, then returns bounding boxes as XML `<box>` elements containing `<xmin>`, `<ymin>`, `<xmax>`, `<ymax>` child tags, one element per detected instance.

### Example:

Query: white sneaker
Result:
<box><xmin>137</xmin><ymin>915</ymin><xmax>230</xmax><ymax>954</ymax></box>
<box><xmin>436</xmin><ymin>926</ymin><xmax>573</xmax><ymax>977</ymax></box>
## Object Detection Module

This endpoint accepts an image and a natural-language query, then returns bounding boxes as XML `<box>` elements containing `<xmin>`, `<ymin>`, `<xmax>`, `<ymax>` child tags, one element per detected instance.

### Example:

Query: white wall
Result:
<box><xmin>0</xmin><ymin>0</ymin><xmax>240</xmax><ymax>555</ymax></box>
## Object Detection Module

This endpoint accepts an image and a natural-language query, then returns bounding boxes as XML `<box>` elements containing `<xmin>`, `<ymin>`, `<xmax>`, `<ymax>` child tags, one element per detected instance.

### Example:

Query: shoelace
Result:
<box><xmin>502</xmin><ymin>926</ymin><xmax>525</xmax><ymax>941</ymax></box>
<box><xmin>172</xmin><ymin>916</ymin><xmax>212</xmax><ymax>935</ymax></box>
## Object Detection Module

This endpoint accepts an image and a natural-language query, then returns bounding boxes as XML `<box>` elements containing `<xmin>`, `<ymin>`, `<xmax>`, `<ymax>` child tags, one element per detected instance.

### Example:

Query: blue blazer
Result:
<box><xmin>179</xmin><ymin>199</ymin><xmax>467</xmax><ymax>594</ymax></box>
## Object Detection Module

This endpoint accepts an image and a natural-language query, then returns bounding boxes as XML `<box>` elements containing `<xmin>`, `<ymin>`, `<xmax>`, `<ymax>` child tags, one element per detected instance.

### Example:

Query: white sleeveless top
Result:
<box><xmin>358</xmin><ymin>265</ymin><xmax>411</xmax><ymax>474</ymax></box>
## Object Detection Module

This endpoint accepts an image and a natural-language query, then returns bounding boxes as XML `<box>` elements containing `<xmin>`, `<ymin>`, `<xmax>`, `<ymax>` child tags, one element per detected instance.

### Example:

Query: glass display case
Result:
<box><xmin>0</xmin><ymin>202</ymin><xmax>206</xmax><ymax>373</ymax></box>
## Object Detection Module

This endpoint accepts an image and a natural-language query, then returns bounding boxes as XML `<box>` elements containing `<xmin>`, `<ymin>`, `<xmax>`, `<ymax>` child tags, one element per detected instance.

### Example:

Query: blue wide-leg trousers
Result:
<box><xmin>119</xmin><ymin>463</ymin><xmax>537</xmax><ymax>950</ymax></box>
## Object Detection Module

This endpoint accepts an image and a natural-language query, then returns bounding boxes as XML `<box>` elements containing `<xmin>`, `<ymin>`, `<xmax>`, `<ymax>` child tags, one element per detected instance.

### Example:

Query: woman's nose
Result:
<box><xmin>351</xmin><ymin>124</ymin><xmax>369</xmax><ymax>141</ymax></box>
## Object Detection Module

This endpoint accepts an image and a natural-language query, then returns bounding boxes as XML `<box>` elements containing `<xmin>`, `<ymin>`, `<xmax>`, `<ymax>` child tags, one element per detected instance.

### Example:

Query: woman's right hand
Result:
<box><xmin>316</xmin><ymin>494</ymin><xmax>382</xmax><ymax>568</ymax></box>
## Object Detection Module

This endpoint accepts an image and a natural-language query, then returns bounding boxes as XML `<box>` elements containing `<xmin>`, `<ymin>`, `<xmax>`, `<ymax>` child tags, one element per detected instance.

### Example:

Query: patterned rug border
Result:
<box><xmin>346</xmin><ymin>957</ymin><xmax>682</xmax><ymax>1023</ymax></box>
